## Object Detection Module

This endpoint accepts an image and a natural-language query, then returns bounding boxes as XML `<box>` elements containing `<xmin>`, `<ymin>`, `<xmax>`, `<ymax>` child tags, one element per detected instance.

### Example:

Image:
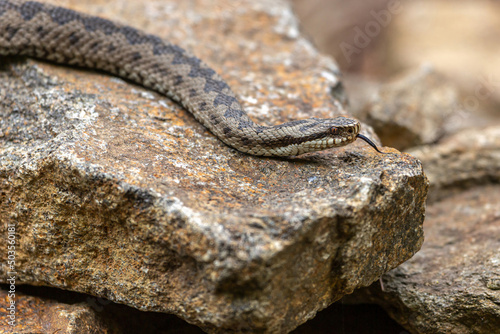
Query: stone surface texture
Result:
<box><xmin>346</xmin><ymin>185</ymin><xmax>500</xmax><ymax>334</ymax></box>
<box><xmin>0</xmin><ymin>0</ymin><xmax>427</xmax><ymax>333</ymax></box>
<box><xmin>0</xmin><ymin>285</ymin><xmax>210</xmax><ymax>334</ymax></box>
<box><xmin>0</xmin><ymin>287</ymin><xmax>116</xmax><ymax>334</ymax></box>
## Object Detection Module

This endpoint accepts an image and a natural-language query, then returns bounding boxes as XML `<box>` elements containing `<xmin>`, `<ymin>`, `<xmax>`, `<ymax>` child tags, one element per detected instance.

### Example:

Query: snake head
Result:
<box><xmin>257</xmin><ymin>116</ymin><xmax>384</xmax><ymax>156</ymax></box>
<box><xmin>288</xmin><ymin>116</ymin><xmax>385</xmax><ymax>155</ymax></box>
<box><xmin>325</xmin><ymin>116</ymin><xmax>361</xmax><ymax>147</ymax></box>
<box><xmin>286</xmin><ymin>116</ymin><xmax>360</xmax><ymax>155</ymax></box>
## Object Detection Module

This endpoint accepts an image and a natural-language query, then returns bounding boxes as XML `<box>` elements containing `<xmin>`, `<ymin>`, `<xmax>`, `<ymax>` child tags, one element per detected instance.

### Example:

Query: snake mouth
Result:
<box><xmin>356</xmin><ymin>134</ymin><xmax>386</xmax><ymax>154</ymax></box>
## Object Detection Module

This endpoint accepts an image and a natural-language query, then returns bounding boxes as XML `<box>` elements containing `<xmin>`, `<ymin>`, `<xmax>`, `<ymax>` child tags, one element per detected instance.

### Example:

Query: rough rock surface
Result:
<box><xmin>408</xmin><ymin>125</ymin><xmax>500</xmax><ymax>202</ymax></box>
<box><xmin>346</xmin><ymin>184</ymin><xmax>500</xmax><ymax>334</ymax></box>
<box><xmin>360</xmin><ymin>66</ymin><xmax>463</xmax><ymax>151</ymax></box>
<box><xmin>0</xmin><ymin>0</ymin><xmax>428</xmax><ymax>333</ymax></box>
<box><xmin>0</xmin><ymin>286</ymin><xmax>118</xmax><ymax>334</ymax></box>
<box><xmin>0</xmin><ymin>285</ymin><xmax>209</xmax><ymax>334</ymax></box>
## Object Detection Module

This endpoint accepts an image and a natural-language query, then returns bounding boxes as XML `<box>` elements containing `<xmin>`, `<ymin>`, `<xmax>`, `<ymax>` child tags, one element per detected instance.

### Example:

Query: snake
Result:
<box><xmin>0</xmin><ymin>0</ymin><xmax>384</xmax><ymax>157</ymax></box>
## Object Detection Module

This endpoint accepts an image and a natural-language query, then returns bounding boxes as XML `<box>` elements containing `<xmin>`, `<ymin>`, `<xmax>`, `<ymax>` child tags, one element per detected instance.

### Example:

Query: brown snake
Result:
<box><xmin>0</xmin><ymin>0</ymin><xmax>384</xmax><ymax>157</ymax></box>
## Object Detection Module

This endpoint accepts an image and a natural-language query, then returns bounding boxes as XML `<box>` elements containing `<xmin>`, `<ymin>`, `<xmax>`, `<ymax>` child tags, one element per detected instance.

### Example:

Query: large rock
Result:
<box><xmin>0</xmin><ymin>0</ymin><xmax>427</xmax><ymax>332</ymax></box>
<box><xmin>346</xmin><ymin>184</ymin><xmax>500</xmax><ymax>334</ymax></box>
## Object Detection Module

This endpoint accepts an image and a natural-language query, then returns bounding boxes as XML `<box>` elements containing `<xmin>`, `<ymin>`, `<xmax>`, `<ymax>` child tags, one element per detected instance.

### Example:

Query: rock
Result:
<box><xmin>345</xmin><ymin>184</ymin><xmax>500</xmax><ymax>334</ymax></box>
<box><xmin>0</xmin><ymin>0</ymin><xmax>428</xmax><ymax>332</ymax></box>
<box><xmin>0</xmin><ymin>285</ymin><xmax>206</xmax><ymax>334</ymax></box>
<box><xmin>0</xmin><ymin>286</ymin><xmax>116</xmax><ymax>334</ymax></box>
<box><xmin>408</xmin><ymin>125</ymin><xmax>500</xmax><ymax>202</ymax></box>
<box><xmin>359</xmin><ymin>66</ymin><xmax>463</xmax><ymax>151</ymax></box>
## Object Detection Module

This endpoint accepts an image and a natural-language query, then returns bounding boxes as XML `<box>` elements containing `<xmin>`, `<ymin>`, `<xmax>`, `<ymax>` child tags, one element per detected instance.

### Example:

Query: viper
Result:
<box><xmin>0</xmin><ymin>0</ymin><xmax>385</xmax><ymax>156</ymax></box>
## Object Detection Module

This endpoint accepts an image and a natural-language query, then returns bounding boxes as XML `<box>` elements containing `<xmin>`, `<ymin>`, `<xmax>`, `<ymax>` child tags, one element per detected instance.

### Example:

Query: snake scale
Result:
<box><xmin>0</xmin><ymin>0</ymin><xmax>384</xmax><ymax>156</ymax></box>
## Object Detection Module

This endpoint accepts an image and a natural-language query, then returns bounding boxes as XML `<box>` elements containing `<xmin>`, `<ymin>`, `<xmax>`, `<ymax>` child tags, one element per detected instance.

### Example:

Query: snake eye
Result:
<box><xmin>330</xmin><ymin>127</ymin><xmax>339</xmax><ymax>135</ymax></box>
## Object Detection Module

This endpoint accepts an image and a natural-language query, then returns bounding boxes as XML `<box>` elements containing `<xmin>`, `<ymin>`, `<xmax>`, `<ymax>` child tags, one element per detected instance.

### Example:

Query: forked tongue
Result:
<box><xmin>356</xmin><ymin>134</ymin><xmax>386</xmax><ymax>154</ymax></box>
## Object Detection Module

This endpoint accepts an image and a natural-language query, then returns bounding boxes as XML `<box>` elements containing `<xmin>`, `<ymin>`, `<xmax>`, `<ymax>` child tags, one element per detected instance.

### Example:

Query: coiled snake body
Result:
<box><xmin>0</xmin><ymin>0</ymin><xmax>383</xmax><ymax>156</ymax></box>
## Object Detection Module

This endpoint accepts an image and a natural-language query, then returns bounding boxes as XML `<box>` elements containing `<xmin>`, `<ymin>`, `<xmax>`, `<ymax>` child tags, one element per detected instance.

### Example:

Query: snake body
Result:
<box><xmin>0</xmin><ymin>0</ymin><xmax>382</xmax><ymax>156</ymax></box>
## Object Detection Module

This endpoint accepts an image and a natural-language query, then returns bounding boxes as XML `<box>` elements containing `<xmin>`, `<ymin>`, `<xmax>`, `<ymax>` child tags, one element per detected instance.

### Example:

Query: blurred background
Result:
<box><xmin>292</xmin><ymin>0</ymin><xmax>500</xmax><ymax>149</ymax></box>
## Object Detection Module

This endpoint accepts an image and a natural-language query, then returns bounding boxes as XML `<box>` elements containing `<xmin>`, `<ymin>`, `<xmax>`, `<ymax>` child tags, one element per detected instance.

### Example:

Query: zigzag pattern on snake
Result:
<box><xmin>0</xmin><ymin>0</ymin><xmax>384</xmax><ymax>156</ymax></box>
